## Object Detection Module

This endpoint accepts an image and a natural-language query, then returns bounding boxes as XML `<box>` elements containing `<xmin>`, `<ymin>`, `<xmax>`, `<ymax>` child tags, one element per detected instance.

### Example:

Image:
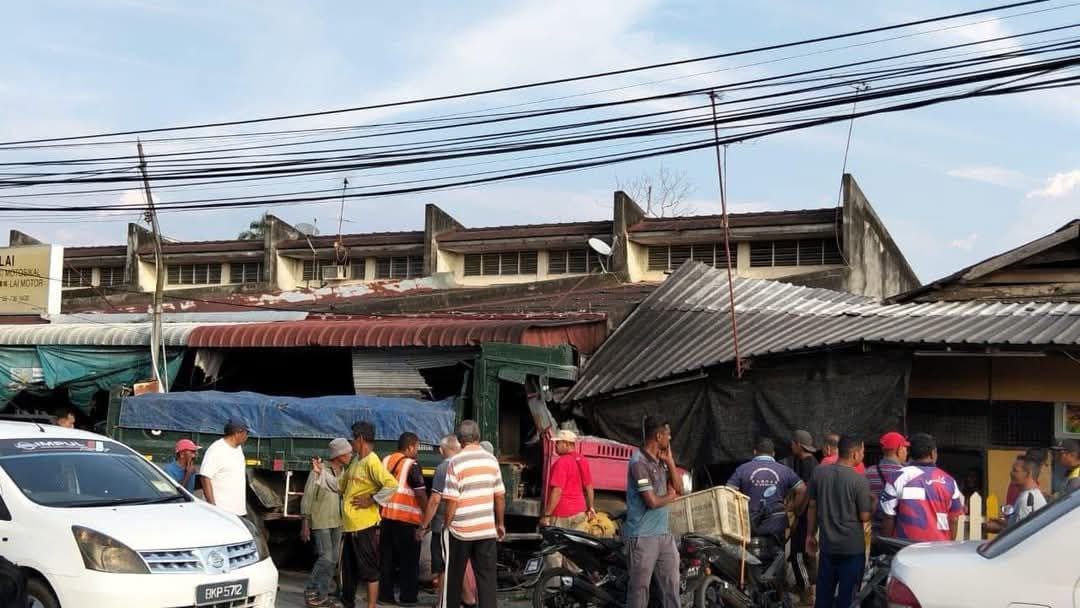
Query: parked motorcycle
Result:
<box><xmin>528</xmin><ymin>524</ymin><xmax>705</xmax><ymax>608</ymax></box>
<box><xmin>849</xmin><ymin>536</ymin><xmax>912</xmax><ymax>608</ymax></box>
<box><xmin>689</xmin><ymin>485</ymin><xmax>792</xmax><ymax>608</ymax></box>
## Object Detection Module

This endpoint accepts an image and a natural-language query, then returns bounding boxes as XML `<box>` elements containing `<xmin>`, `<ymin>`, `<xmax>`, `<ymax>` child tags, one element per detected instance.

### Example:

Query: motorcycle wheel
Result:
<box><xmin>694</xmin><ymin>576</ymin><xmax>727</xmax><ymax>608</ymax></box>
<box><xmin>531</xmin><ymin>567</ymin><xmax>590</xmax><ymax>608</ymax></box>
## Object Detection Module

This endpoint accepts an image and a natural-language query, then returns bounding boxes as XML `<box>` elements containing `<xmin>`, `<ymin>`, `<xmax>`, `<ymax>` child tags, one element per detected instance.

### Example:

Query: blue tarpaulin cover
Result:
<box><xmin>119</xmin><ymin>391</ymin><xmax>456</xmax><ymax>444</ymax></box>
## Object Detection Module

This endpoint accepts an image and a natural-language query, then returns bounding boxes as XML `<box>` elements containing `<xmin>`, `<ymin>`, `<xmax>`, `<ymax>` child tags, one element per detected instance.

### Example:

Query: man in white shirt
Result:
<box><xmin>987</xmin><ymin>455</ymin><xmax>1046</xmax><ymax>533</ymax></box>
<box><xmin>199</xmin><ymin>419</ymin><xmax>250</xmax><ymax>516</ymax></box>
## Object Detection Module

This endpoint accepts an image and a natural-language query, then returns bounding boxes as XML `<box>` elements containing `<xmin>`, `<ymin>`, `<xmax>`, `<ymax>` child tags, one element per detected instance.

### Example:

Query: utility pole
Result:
<box><xmin>137</xmin><ymin>141</ymin><xmax>167</xmax><ymax>392</ymax></box>
<box><xmin>708</xmin><ymin>90</ymin><xmax>744</xmax><ymax>379</ymax></box>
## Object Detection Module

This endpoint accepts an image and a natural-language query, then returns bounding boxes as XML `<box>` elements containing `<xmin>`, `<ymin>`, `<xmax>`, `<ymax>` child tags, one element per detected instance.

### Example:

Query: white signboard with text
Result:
<box><xmin>0</xmin><ymin>244</ymin><xmax>63</xmax><ymax>315</ymax></box>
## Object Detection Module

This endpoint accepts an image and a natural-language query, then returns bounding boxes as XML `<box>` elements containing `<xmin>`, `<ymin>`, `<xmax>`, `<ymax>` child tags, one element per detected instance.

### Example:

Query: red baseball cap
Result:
<box><xmin>880</xmin><ymin>432</ymin><xmax>910</xmax><ymax>451</ymax></box>
<box><xmin>175</xmin><ymin>439</ymin><xmax>201</xmax><ymax>453</ymax></box>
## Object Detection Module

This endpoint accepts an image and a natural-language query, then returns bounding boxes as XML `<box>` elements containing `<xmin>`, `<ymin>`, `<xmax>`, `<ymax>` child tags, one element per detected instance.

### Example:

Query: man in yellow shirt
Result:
<box><xmin>339</xmin><ymin>421</ymin><xmax>398</xmax><ymax>608</ymax></box>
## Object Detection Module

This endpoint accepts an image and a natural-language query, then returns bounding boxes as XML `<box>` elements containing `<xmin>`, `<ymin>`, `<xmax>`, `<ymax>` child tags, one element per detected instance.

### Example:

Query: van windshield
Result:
<box><xmin>0</xmin><ymin>438</ymin><xmax>187</xmax><ymax>508</ymax></box>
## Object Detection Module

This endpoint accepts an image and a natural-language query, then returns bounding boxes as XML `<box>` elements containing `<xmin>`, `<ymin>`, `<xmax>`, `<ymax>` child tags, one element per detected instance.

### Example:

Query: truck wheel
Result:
<box><xmin>27</xmin><ymin>577</ymin><xmax>60</xmax><ymax>608</ymax></box>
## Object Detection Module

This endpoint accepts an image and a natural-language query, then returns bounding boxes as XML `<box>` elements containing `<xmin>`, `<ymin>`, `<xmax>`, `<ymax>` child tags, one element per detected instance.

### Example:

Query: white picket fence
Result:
<box><xmin>953</xmin><ymin>492</ymin><xmax>985</xmax><ymax>541</ymax></box>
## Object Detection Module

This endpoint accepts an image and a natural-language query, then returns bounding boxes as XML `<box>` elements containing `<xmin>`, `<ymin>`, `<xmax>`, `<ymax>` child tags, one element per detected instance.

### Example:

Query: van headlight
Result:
<box><xmin>240</xmin><ymin>516</ymin><xmax>271</xmax><ymax>562</ymax></box>
<box><xmin>72</xmin><ymin>526</ymin><xmax>149</xmax><ymax>574</ymax></box>
<box><xmin>681</xmin><ymin>471</ymin><xmax>694</xmax><ymax>495</ymax></box>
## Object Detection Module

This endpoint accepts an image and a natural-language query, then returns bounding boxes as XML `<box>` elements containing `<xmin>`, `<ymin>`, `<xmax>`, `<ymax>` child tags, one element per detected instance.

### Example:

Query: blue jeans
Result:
<box><xmin>815</xmin><ymin>551</ymin><xmax>864</xmax><ymax>608</ymax></box>
<box><xmin>307</xmin><ymin>527</ymin><xmax>342</xmax><ymax>596</ymax></box>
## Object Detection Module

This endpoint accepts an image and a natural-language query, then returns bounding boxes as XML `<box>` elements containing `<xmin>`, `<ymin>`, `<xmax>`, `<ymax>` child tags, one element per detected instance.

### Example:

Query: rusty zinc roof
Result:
<box><xmin>186</xmin><ymin>313</ymin><xmax>609</xmax><ymax>353</ymax></box>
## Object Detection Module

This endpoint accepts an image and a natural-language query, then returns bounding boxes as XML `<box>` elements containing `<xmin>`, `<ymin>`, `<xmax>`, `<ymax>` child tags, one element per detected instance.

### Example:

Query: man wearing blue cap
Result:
<box><xmin>199</xmin><ymin>419</ymin><xmax>250</xmax><ymax>516</ymax></box>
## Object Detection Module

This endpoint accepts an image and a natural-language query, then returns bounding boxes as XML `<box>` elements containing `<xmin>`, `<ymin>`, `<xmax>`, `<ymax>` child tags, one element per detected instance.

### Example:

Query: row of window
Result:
<box><xmin>63</xmin><ymin>240</ymin><xmax>845</xmax><ymax>289</ymax></box>
<box><xmin>462</xmin><ymin>249</ymin><xmax>605</xmax><ymax>277</ymax></box>
<box><xmin>167</xmin><ymin>262</ymin><xmax>263</xmax><ymax>286</ymax></box>
<box><xmin>647</xmin><ymin>239</ymin><xmax>842</xmax><ymax>271</ymax></box>
<box><xmin>301</xmin><ymin>256</ymin><xmax>423</xmax><ymax>281</ymax></box>
<box><xmin>62</xmin><ymin>267</ymin><xmax>125</xmax><ymax>288</ymax></box>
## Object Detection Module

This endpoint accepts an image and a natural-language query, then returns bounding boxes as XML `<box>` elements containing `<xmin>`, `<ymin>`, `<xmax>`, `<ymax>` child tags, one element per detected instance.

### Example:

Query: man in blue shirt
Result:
<box><xmin>727</xmin><ymin>437</ymin><xmax>805</xmax><ymax>541</ymax></box>
<box><xmin>163</xmin><ymin>438</ymin><xmax>200</xmax><ymax>492</ymax></box>
<box><xmin>625</xmin><ymin>416</ymin><xmax>685</xmax><ymax>608</ymax></box>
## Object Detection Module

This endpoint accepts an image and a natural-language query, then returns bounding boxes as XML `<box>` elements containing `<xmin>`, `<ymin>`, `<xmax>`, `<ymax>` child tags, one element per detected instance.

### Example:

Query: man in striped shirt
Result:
<box><xmin>865</xmin><ymin>431</ymin><xmax>908</xmax><ymax>537</ymax></box>
<box><xmin>881</xmin><ymin>433</ymin><xmax>964</xmax><ymax>542</ymax></box>
<box><xmin>441</xmin><ymin>420</ymin><xmax>506</xmax><ymax>608</ymax></box>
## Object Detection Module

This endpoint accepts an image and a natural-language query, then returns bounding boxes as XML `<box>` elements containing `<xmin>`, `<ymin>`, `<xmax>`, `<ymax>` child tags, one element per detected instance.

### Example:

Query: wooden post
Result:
<box><xmin>968</xmin><ymin>492</ymin><xmax>984</xmax><ymax>540</ymax></box>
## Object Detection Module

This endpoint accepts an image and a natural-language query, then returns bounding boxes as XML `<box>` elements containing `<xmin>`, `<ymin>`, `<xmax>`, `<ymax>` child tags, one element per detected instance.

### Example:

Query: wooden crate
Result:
<box><xmin>668</xmin><ymin>485</ymin><xmax>750</xmax><ymax>544</ymax></box>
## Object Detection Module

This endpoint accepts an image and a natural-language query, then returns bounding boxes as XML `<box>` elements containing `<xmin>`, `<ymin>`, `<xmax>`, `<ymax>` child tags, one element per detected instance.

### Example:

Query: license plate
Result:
<box><xmin>196</xmin><ymin>579</ymin><xmax>248</xmax><ymax>606</ymax></box>
<box><xmin>523</xmin><ymin>557</ymin><xmax>543</xmax><ymax>575</ymax></box>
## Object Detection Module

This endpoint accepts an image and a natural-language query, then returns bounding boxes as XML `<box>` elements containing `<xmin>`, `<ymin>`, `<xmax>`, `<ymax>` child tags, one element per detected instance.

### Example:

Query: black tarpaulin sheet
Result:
<box><xmin>584</xmin><ymin>351</ymin><xmax>910</xmax><ymax>467</ymax></box>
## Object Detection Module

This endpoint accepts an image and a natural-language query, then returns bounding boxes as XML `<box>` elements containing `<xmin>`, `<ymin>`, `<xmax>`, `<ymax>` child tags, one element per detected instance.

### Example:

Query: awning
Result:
<box><xmin>0</xmin><ymin>322</ymin><xmax>207</xmax><ymax>346</ymax></box>
<box><xmin>186</xmin><ymin>315</ymin><xmax>609</xmax><ymax>353</ymax></box>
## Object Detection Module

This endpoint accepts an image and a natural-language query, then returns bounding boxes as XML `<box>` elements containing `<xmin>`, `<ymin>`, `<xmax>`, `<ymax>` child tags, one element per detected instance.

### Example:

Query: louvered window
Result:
<box><xmin>167</xmin><ymin>263</ymin><xmax>222</xmax><ymax>285</ymax></box>
<box><xmin>750</xmin><ymin>239</ymin><xmax>844</xmax><ymax>267</ymax></box>
<box><xmin>464</xmin><ymin>252</ymin><xmax>539</xmax><ymax>276</ymax></box>
<box><xmin>375</xmin><ymin>256</ymin><xmax>423</xmax><ymax>279</ymax></box>
<box><xmin>62</xmin><ymin>267</ymin><xmax>90</xmax><ymax>288</ymax></box>
<box><xmin>302</xmin><ymin>259</ymin><xmax>326</xmax><ymax>282</ymax></box>
<box><xmin>648</xmin><ymin>243</ymin><xmax>738</xmax><ymax>272</ymax></box>
<box><xmin>350</xmin><ymin>259</ymin><xmax>366</xmax><ymax>280</ymax></box>
<box><xmin>229</xmin><ymin>262</ymin><xmax>262</xmax><ymax>284</ymax></box>
<box><xmin>98</xmin><ymin>266</ymin><xmax>124</xmax><ymax>287</ymax></box>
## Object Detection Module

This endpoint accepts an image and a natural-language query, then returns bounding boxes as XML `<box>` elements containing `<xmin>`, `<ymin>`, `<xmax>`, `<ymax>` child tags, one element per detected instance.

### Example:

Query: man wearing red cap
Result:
<box><xmin>864</xmin><ymin>432</ymin><xmax>908</xmax><ymax>537</ymax></box>
<box><xmin>163</xmin><ymin>438</ymin><xmax>201</xmax><ymax>492</ymax></box>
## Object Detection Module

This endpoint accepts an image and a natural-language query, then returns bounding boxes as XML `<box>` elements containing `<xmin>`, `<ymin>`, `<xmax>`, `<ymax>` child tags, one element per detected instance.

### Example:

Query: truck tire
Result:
<box><xmin>26</xmin><ymin>577</ymin><xmax>60</xmax><ymax>608</ymax></box>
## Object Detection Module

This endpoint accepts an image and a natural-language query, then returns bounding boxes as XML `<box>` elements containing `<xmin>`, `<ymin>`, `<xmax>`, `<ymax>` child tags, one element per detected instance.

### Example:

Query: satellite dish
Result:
<box><xmin>295</xmin><ymin>222</ymin><xmax>320</xmax><ymax>237</ymax></box>
<box><xmin>588</xmin><ymin>238</ymin><xmax>612</xmax><ymax>257</ymax></box>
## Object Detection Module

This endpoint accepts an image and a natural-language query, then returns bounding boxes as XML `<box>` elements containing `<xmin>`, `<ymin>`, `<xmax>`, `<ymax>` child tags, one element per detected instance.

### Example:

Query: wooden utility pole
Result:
<box><xmin>708</xmin><ymin>90</ymin><xmax>744</xmax><ymax>378</ymax></box>
<box><xmin>137</xmin><ymin>141</ymin><xmax>167</xmax><ymax>392</ymax></box>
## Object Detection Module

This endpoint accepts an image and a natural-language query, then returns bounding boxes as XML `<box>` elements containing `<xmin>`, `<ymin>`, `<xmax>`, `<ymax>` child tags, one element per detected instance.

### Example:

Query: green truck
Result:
<box><xmin>105</xmin><ymin>343</ymin><xmax>637</xmax><ymax>564</ymax></box>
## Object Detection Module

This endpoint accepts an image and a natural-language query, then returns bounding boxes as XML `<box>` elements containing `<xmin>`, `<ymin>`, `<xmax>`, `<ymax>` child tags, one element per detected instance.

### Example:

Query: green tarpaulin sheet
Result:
<box><xmin>0</xmin><ymin>346</ymin><xmax>182</xmax><ymax>412</ymax></box>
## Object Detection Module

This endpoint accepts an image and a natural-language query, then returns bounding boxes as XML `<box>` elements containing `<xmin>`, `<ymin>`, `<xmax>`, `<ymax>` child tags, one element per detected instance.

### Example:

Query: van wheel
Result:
<box><xmin>26</xmin><ymin>577</ymin><xmax>60</xmax><ymax>608</ymax></box>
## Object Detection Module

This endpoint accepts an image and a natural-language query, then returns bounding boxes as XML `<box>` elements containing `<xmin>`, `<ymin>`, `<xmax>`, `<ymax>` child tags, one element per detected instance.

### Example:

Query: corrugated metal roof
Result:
<box><xmin>566</xmin><ymin>262</ymin><xmax>1080</xmax><ymax>401</ymax></box>
<box><xmin>186</xmin><ymin>314</ymin><xmax>608</xmax><ymax>351</ymax></box>
<box><xmin>0</xmin><ymin>322</ymin><xmax>210</xmax><ymax>346</ymax></box>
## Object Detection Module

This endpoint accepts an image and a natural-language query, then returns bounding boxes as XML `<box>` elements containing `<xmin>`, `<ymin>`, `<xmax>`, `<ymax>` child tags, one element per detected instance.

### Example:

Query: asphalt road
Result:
<box><xmin>275</xmin><ymin>570</ymin><xmax>532</xmax><ymax>608</ymax></box>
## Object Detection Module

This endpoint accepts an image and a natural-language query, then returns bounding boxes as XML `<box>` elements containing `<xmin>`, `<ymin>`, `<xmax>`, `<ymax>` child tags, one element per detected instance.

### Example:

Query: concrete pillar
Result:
<box><xmin>126</xmin><ymin>223</ymin><xmax>155</xmax><ymax>289</ymax></box>
<box><xmin>8</xmin><ymin>230</ymin><xmax>42</xmax><ymax>246</ymax></box>
<box><xmin>263</xmin><ymin>213</ymin><xmax>298</xmax><ymax>287</ymax></box>
<box><xmin>612</xmin><ymin>190</ymin><xmax>646</xmax><ymax>281</ymax></box>
<box><xmin>424</xmin><ymin>203</ymin><xmax>465</xmax><ymax>276</ymax></box>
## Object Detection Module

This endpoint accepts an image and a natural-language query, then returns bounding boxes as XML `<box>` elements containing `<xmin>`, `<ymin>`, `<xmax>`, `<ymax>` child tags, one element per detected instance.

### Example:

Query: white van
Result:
<box><xmin>0</xmin><ymin>421</ymin><xmax>278</xmax><ymax>607</ymax></box>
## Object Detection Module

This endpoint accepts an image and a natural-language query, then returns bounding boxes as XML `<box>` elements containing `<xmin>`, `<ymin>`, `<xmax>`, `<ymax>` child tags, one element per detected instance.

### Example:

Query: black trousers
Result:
<box><xmin>442</xmin><ymin>532</ymin><xmax>498</xmax><ymax>608</ymax></box>
<box><xmin>340</xmin><ymin>527</ymin><xmax>379</xmax><ymax>608</ymax></box>
<box><xmin>379</xmin><ymin>519</ymin><xmax>421</xmax><ymax>603</ymax></box>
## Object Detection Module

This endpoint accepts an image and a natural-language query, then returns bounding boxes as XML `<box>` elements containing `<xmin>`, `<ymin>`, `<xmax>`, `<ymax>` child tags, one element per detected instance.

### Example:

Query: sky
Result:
<box><xmin>1</xmin><ymin>0</ymin><xmax>1078</xmax><ymax>283</ymax></box>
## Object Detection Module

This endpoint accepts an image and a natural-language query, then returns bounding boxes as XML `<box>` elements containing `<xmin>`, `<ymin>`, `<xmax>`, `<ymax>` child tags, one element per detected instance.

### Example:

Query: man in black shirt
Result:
<box><xmin>787</xmin><ymin>429</ymin><xmax>819</xmax><ymax>604</ymax></box>
<box><xmin>806</xmin><ymin>435</ymin><xmax>873</xmax><ymax>608</ymax></box>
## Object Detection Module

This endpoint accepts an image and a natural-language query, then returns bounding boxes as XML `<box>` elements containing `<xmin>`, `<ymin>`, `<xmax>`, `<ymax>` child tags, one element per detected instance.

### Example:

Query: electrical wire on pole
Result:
<box><xmin>708</xmin><ymin>90</ymin><xmax>744</xmax><ymax>379</ymax></box>
<box><xmin>137</xmin><ymin>140</ymin><xmax>167</xmax><ymax>393</ymax></box>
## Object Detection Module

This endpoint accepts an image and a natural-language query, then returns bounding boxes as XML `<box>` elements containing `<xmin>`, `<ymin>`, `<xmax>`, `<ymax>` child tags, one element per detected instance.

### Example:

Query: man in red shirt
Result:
<box><xmin>540</xmin><ymin>429</ymin><xmax>596</xmax><ymax>531</ymax></box>
<box><xmin>822</xmin><ymin>432</ymin><xmax>865</xmax><ymax>474</ymax></box>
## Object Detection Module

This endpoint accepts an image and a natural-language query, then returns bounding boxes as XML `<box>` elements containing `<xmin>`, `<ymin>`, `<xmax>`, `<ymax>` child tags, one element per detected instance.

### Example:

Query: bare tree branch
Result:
<box><xmin>616</xmin><ymin>164</ymin><xmax>695</xmax><ymax>218</ymax></box>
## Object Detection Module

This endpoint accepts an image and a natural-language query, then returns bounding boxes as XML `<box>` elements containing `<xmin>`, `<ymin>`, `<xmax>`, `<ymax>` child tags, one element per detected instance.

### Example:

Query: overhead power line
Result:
<box><xmin>0</xmin><ymin>0</ymin><xmax>1056</xmax><ymax>146</ymax></box>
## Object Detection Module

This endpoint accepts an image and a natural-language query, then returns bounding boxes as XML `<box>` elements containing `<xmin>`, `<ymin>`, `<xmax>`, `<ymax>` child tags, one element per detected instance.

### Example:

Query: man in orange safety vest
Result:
<box><xmin>379</xmin><ymin>432</ymin><xmax>429</xmax><ymax>606</ymax></box>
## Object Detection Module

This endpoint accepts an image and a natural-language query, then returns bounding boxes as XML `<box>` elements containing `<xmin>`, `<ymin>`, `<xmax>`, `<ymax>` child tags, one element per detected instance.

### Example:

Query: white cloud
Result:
<box><xmin>96</xmin><ymin>189</ymin><xmax>157</xmax><ymax>219</ymax></box>
<box><xmin>1026</xmin><ymin>169</ymin><xmax>1080</xmax><ymax>199</ymax></box>
<box><xmin>950</xmin><ymin>233</ymin><xmax>978</xmax><ymax>251</ymax></box>
<box><xmin>946</xmin><ymin>166</ymin><xmax>1026</xmax><ymax>189</ymax></box>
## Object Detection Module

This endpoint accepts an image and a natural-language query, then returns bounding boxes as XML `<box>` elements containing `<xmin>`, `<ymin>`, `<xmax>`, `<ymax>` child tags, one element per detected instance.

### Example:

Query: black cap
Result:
<box><xmin>224</xmin><ymin>419</ymin><xmax>249</xmax><ymax>435</ymax></box>
<box><xmin>1050</xmin><ymin>438</ymin><xmax>1080</xmax><ymax>453</ymax></box>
